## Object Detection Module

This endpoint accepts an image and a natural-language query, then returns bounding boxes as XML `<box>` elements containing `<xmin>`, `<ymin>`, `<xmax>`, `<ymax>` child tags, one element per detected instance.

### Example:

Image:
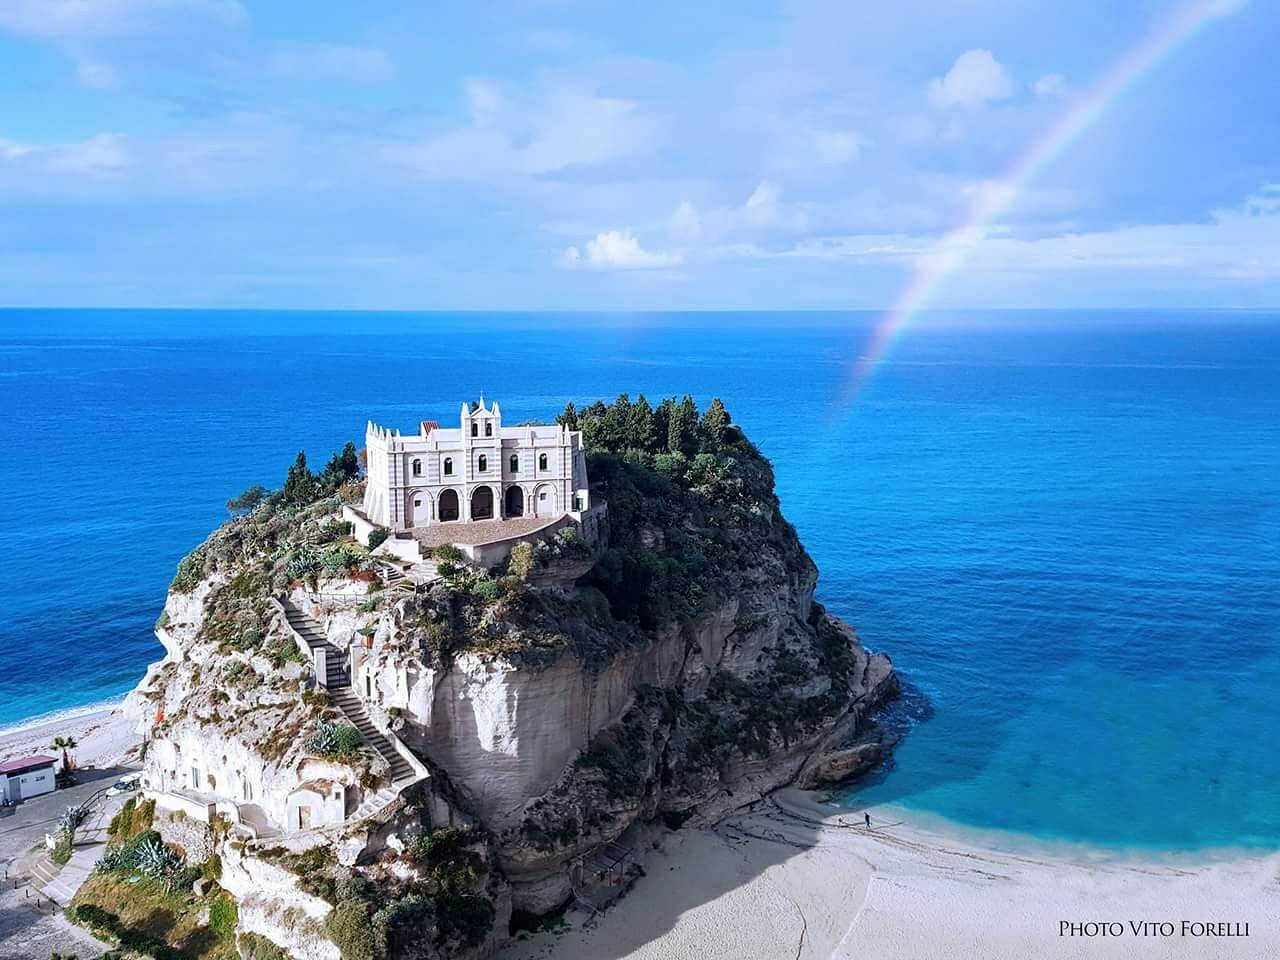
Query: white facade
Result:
<box><xmin>1</xmin><ymin>756</ymin><xmax>57</xmax><ymax>803</ymax></box>
<box><xmin>363</xmin><ymin>397</ymin><xmax>591</xmax><ymax>532</ymax></box>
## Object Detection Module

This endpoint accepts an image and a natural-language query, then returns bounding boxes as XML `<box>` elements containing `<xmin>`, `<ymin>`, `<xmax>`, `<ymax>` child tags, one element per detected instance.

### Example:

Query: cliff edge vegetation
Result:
<box><xmin>95</xmin><ymin>394</ymin><xmax>897</xmax><ymax>960</ymax></box>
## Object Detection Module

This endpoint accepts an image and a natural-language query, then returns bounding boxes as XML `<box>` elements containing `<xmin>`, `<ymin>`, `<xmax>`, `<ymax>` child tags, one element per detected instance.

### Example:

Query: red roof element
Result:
<box><xmin>0</xmin><ymin>754</ymin><xmax>57</xmax><ymax>775</ymax></box>
<box><xmin>420</xmin><ymin>420</ymin><xmax>439</xmax><ymax>435</ymax></box>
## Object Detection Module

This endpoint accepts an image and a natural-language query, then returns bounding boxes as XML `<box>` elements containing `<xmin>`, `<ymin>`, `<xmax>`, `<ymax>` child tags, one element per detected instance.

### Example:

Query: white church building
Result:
<box><xmin>362</xmin><ymin>397</ymin><xmax>592</xmax><ymax>532</ymax></box>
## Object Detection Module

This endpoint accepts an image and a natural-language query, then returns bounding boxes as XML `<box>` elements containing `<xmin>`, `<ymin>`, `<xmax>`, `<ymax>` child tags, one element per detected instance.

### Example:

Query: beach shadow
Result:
<box><xmin>505</xmin><ymin>811</ymin><xmax>826</xmax><ymax>960</ymax></box>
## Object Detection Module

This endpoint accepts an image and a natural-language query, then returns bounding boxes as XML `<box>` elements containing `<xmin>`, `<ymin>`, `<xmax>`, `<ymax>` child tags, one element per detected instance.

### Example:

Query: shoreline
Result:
<box><xmin>811</xmin><ymin>789</ymin><xmax>1276</xmax><ymax>868</ymax></box>
<box><xmin>0</xmin><ymin>694</ymin><xmax>129</xmax><ymax>740</ymax></box>
<box><xmin>498</xmin><ymin>787</ymin><xmax>1280</xmax><ymax>960</ymax></box>
<box><xmin>0</xmin><ymin>703</ymin><xmax>140</xmax><ymax>773</ymax></box>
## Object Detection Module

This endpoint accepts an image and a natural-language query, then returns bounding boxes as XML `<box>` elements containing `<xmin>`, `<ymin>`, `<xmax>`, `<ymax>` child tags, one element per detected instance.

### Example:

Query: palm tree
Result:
<box><xmin>51</xmin><ymin>736</ymin><xmax>78</xmax><ymax>773</ymax></box>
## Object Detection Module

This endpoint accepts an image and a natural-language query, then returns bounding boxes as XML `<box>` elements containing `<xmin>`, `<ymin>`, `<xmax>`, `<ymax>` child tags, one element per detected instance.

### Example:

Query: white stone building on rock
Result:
<box><xmin>362</xmin><ymin>397</ymin><xmax>592</xmax><ymax>532</ymax></box>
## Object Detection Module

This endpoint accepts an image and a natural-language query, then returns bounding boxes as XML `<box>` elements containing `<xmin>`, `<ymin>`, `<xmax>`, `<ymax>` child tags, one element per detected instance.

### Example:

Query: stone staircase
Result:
<box><xmin>281</xmin><ymin>599</ymin><xmax>348</xmax><ymax>687</ymax></box>
<box><xmin>278</xmin><ymin>598</ymin><xmax>418</xmax><ymax>802</ymax></box>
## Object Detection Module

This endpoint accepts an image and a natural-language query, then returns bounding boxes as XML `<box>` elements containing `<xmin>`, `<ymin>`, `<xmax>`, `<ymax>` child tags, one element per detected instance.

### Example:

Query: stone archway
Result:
<box><xmin>438</xmin><ymin>488</ymin><xmax>460</xmax><ymax>522</ymax></box>
<box><xmin>470</xmin><ymin>485</ymin><xmax>495</xmax><ymax>520</ymax></box>
<box><xmin>505</xmin><ymin>485</ymin><xmax>525</xmax><ymax>517</ymax></box>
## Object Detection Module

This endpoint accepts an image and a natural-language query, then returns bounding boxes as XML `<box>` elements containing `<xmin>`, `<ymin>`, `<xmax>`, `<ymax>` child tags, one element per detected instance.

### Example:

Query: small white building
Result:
<box><xmin>362</xmin><ymin>397</ymin><xmax>591</xmax><ymax>532</ymax></box>
<box><xmin>0</xmin><ymin>755</ymin><xmax>57</xmax><ymax>804</ymax></box>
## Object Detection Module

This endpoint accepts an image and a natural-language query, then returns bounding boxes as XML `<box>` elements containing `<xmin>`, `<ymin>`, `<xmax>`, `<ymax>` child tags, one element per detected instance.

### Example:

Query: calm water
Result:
<box><xmin>2</xmin><ymin>310</ymin><xmax>1278</xmax><ymax>852</ymax></box>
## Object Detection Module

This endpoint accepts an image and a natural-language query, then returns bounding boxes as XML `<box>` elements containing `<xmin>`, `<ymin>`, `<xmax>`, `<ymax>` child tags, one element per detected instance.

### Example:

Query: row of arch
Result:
<box><xmin>411</xmin><ymin>452</ymin><xmax>551</xmax><ymax>479</ymax></box>
<box><xmin>408</xmin><ymin>482</ymin><xmax>558</xmax><ymax>526</ymax></box>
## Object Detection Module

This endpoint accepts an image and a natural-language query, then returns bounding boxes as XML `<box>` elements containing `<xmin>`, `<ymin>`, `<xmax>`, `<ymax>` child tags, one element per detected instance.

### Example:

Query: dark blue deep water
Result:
<box><xmin>2</xmin><ymin>310</ymin><xmax>1278</xmax><ymax>852</ymax></box>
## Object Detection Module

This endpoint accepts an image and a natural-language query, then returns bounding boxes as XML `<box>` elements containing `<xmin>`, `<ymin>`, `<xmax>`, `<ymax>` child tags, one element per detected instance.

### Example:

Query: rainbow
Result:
<box><xmin>846</xmin><ymin>0</ymin><xmax>1246</xmax><ymax>399</ymax></box>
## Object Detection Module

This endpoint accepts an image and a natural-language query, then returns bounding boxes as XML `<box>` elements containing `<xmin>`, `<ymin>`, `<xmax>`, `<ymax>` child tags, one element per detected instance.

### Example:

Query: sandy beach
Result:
<box><xmin>499</xmin><ymin>789</ymin><xmax>1280</xmax><ymax>960</ymax></box>
<box><xmin>0</xmin><ymin>704</ymin><xmax>139</xmax><ymax>775</ymax></box>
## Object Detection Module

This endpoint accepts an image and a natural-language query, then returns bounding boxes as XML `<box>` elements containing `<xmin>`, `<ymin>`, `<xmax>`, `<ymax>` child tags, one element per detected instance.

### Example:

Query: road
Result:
<box><xmin>0</xmin><ymin>765</ymin><xmax>138</xmax><ymax>960</ymax></box>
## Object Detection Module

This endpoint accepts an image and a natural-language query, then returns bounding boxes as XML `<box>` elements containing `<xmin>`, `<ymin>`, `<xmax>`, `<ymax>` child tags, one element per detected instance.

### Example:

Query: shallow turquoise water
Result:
<box><xmin>1</xmin><ymin>310</ymin><xmax>1277</xmax><ymax>852</ymax></box>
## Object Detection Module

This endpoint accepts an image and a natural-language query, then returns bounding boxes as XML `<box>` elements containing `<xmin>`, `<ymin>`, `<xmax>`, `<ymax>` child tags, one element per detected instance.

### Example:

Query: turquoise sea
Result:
<box><xmin>1</xmin><ymin>310</ymin><xmax>1278</xmax><ymax>853</ymax></box>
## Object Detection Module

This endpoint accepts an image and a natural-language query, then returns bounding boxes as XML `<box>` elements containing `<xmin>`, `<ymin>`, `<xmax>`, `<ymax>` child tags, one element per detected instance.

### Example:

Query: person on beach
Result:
<box><xmin>864</xmin><ymin>812</ymin><xmax>872</xmax><ymax>830</ymax></box>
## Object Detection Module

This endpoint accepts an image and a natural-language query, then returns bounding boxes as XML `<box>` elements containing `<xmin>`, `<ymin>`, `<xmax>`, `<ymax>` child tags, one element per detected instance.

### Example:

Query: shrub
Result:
<box><xmin>320</xmin><ymin>542</ymin><xmax>367</xmax><ymax>574</ymax></box>
<box><xmin>108</xmin><ymin>797</ymin><xmax>155</xmax><ymax>841</ymax></box>
<box><xmin>238</xmin><ymin>932</ymin><xmax>288</xmax><ymax>960</ymax></box>
<box><xmin>95</xmin><ymin>829</ymin><xmax>189</xmax><ymax>892</ymax></box>
<box><xmin>471</xmin><ymin>579</ymin><xmax>501</xmax><ymax>603</ymax></box>
<box><xmin>433</xmin><ymin>543</ymin><xmax>464</xmax><ymax>563</ymax></box>
<box><xmin>367</xmin><ymin>528</ymin><xmax>389</xmax><ymax>550</ymax></box>
<box><xmin>287</xmin><ymin>548</ymin><xmax>321</xmax><ymax>580</ymax></box>
<box><xmin>208</xmin><ymin>893</ymin><xmax>238</xmax><ymax>937</ymax></box>
<box><xmin>307</xmin><ymin>717</ymin><xmax>362</xmax><ymax>760</ymax></box>
<box><xmin>325</xmin><ymin>897</ymin><xmax>377</xmax><ymax>960</ymax></box>
<box><xmin>240</xmin><ymin>933</ymin><xmax>285</xmax><ymax>960</ymax></box>
<box><xmin>51</xmin><ymin>835</ymin><xmax>72</xmax><ymax>865</ymax></box>
<box><xmin>169</xmin><ymin>550</ymin><xmax>204</xmax><ymax>593</ymax></box>
<box><xmin>507</xmin><ymin>542</ymin><xmax>535</xmax><ymax>580</ymax></box>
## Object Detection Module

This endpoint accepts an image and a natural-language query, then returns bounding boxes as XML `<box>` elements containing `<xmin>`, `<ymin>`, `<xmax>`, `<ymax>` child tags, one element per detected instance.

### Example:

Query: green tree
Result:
<box><xmin>282</xmin><ymin>451</ymin><xmax>317</xmax><ymax>505</ymax></box>
<box><xmin>700</xmin><ymin>397</ymin><xmax>730</xmax><ymax>446</ymax></box>
<box><xmin>320</xmin><ymin>441</ymin><xmax>362</xmax><ymax>492</ymax></box>
<box><xmin>599</xmin><ymin>393</ymin><xmax>633</xmax><ymax>451</ymax></box>
<box><xmin>667</xmin><ymin>395</ymin><xmax>699</xmax><ymax>456</ymax></box>
<box><xmin>226</xmin><ymin>483</ymin><xmax>268</xmax><ymax>516</ymax></box>
<box><xmin>630</xmin><ymin>394</ymin><xmax>658</xmax><ymax>450</ymax></box>
<box><xmin>556</xmin><ymin>401</ymin><xmax>579</xmax><ymax>431</ymax></box>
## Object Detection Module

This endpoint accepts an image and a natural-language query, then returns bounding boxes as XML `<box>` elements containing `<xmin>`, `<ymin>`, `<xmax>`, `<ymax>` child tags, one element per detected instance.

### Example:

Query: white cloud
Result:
<box><xmin>0</xmin><ymin>0</ymin><xmax>246</xmax><ymax>41</ymax></box>
<box><xmin>0</xmin><ymin>0</ymin><xmax>247</xmax><ymax>87</ymax></box>
<box><xmin>1033</xmin><ymin>73</ymin><xmax>1068</xmax><ymax>98</ymax></box>
<box><xmin>752</xmin><ymin>185</ymin><xmax>1280</xmax><ymax>285</ymax></box>
<box><xmin>670</xmin><ymin>201</ymin><xmax>702</xmax><ymax>243</ymax></box>
<box><xmin>389</xmin><ymin>78</ymin><xmax>662</xmax><ymax>181</ymax></box>
<box><xmin>563</xmin><ymin>229</ymin><xmax>681</xmax><ymax>270</ymax></box>
<box><xmin>928</xmin><ymin>49</ymin><xmax>1015</xmax><ymax>109</ymax></box>
<box><xmin>668</xmin><ymin>181</ymin><xmax>813</xmax><ymax>247</ymax></box>
<box><xmin>0</xmin><ymin>133</ymin><xmax>130</xmax><ymax>176</ymax></box>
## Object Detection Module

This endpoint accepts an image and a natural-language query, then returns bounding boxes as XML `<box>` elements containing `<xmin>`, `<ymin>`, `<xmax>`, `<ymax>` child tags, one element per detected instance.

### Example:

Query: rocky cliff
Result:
<box><xmin>111</xmin><ymin>395</ymin><xmax>898</xmax><ymax>959</ymax></box>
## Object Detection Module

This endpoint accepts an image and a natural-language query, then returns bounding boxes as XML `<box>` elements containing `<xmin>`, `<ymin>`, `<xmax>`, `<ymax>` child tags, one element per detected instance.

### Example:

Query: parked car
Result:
<box><xmin>105</xmin><ymin>773</ymin><xmax>142</xmax><ymax>797</ymax></box>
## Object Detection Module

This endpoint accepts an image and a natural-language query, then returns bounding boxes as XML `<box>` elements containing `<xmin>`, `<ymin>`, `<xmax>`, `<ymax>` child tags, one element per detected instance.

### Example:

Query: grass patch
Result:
<box><xmin>69</xmin><ymin>870</ymin><xmax>237</xmax><ymax>960</ymax></box>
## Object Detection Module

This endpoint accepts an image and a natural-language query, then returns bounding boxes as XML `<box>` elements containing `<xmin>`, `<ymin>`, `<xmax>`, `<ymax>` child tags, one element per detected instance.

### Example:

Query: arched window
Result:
<box><xmin>443</xmin><ymin>457</ymin><xmax>453</xmax><ymax>476</ymax></box>
<box><xmin>412</xmin><ymin>459</ymin><xmax>422</xmax><ymax>477</ymax></box>
<box><xmin>471</xmin><ymin>422</ymin><xmax>478</xmax><ymax>437</ymax></box>
<box><xmin>485</xmin><ymin>422</ymin><xmax>493</xmax><ymax>437</ymax></box>
<box><xmin>478</xmin><ymin>455</ymin><xmax>488</xmax><ymax>473</ymax></box>
<box><xmin>538</xmin><ymin>453</ymin><xmax>548</xmax><ymax>471</ymax></box>
<box><xmin>509</xmin><ymin>454</ymin><xmax>519</xmax><ymax>473</ymax></box>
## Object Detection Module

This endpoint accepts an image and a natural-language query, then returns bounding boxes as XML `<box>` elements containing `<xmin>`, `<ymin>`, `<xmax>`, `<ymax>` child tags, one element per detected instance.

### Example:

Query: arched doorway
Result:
<box><xmin>438</xmin><ymin>489</ymin><xmax>460</xmax><ymax>522</ymax></box>
<box><xmin>505</xmin><ymin>485</ymin><xmax>525</xmax><ymax>517</ymax></box>
<box><xmin>533</xmin><ymin>483</ymin><xmax>557</xmax><ymax>517</ymax></box>
<box><xmin>471</xmin><ymin>486</ymin><xmax>494</xmax><ymax>520</ymax></box>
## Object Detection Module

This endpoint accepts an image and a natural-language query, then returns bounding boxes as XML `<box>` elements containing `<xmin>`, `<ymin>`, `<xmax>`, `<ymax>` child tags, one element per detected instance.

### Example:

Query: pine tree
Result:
<box><xmin>667</xmin><ymin>395</ymin><xmax>699</xmax><ymax>456</ymax></box>
<box><xmin>601</xmin><ymin>393</ymin><xmax>634</xmax><ymax>451</ymax></box>
<box><xmin>701</xmin><ymin>397</ymin><xmax>730</xmax><ymax>446</ymax></box>
<box><xmin>556</xmin><ymin>401</ymin><xmax>579</xmax><ymax>431</ymax></box>
<box><xmin>320</xmin><ymin>441</ymin><xmax>361</xmax><ymax>492</ymax></box>
<box><xmin>282</xmin><ymin>451</ymin><xmax>317</xmax><ymax>505</ymax></box>
<box><xmin>631</xmin><ymin>394</ymin><xmax>658</xmax><ymax>451</ymax></box>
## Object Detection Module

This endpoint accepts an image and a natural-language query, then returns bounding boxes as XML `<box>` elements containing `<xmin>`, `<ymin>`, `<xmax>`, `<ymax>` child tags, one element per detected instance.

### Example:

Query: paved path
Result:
<box><xmin>0</xmin><ymin>771</ymin><xmax>133</xmax><ymax>960</ymax></box>
<box><xmin>28</xmin><ymin>790</ymin><xmax>129</xmax><ymax>906</ymax></box>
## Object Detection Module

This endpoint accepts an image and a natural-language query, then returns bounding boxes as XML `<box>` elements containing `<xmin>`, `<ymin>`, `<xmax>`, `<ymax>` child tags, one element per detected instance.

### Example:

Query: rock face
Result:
<box><xmin>119</xmin><ymin>397</ymin><xmax>900</xmax><ymax>956</ymax></box>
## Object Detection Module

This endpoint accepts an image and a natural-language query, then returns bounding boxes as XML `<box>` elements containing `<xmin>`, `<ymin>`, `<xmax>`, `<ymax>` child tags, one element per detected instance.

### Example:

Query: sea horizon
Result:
<box><xmin>3</xmin><ymin>307</ymin><xmax>1278</xmax><ymax>854</ymax></box>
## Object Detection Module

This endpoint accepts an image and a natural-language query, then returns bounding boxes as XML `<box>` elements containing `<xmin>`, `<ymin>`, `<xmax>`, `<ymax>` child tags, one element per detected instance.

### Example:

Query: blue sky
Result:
<box><xmin>0</xmin><ymin>0</ymin><xmax>1276</xmax><ymax>310</ymax></box>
